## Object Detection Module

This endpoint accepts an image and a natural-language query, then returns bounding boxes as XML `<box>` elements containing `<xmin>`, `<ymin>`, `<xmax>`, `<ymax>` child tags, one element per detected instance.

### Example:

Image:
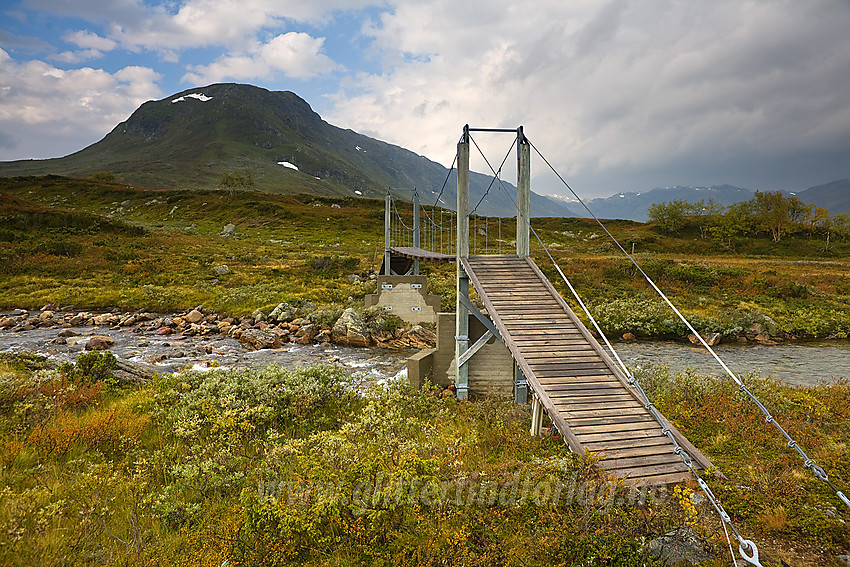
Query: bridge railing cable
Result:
<box><xmin>467</xmin><ymin>131</ymin><xmax>765</xmax><ymax>567</ymax></box>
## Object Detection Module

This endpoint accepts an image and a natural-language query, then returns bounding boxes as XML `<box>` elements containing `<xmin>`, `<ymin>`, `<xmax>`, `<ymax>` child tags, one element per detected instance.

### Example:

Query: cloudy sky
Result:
<box><xmin>1</xmin><ymin>0</ymin><xmax>849</xmax><ymax>199</ymax></box>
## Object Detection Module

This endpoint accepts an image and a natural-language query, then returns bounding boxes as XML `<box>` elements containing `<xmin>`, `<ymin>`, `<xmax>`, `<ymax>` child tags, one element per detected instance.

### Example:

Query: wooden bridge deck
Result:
<box><xmin>390</xmin><ymin>246</ymin><xmax>455</xmax><ymax>262</ymax></box>
<box><xmin>462</xmin><ymin>254</ymin><xmax>714</xmax><ymax>485</ymax></box>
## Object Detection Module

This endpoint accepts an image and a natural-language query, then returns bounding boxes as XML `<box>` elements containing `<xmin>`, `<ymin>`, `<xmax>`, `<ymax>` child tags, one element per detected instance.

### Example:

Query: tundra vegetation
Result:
<box><xmin>0</xmin><ymin>351</ymin><xmax>848</xmax><ymax>565</ymax></box>
<box><xmin>0</xmin><ymin>176</ymin><xmax>849</xmax><ymax>564</ymax></box>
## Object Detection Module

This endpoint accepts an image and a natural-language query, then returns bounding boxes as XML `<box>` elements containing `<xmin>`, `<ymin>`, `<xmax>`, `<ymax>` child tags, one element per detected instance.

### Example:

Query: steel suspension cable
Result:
<box><xmin>432</xmin><ymin>152</ymin><xmax>459</xmax><ymax>208</ymax></box>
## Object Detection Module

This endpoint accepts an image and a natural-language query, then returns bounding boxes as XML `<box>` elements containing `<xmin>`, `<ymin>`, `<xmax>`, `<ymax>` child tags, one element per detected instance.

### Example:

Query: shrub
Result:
<box><xmin>59</xmin><ymin>351</ymin><xmax>119</xmax><ymax>388</ymax></box>
<box><xmin>27</xmin><ymin>405</ymin><xmax>148</xmax><ymax>458</ymax></box>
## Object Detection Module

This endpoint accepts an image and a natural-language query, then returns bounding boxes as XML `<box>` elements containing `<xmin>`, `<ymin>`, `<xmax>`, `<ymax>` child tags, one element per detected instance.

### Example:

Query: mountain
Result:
<box><xmin>796</xmin><ymin>179</ymin><xmax>850</xmax><ymax>215</ymax></box>
<box><xmin>584</xmin><ymin>184</ymin><xmax>754</xmax><ymax>221</ymax></box>
<box><xmin>0</xmin><ymin>83</ymin><xmax>575</xmax><ymax>218</ymax></box>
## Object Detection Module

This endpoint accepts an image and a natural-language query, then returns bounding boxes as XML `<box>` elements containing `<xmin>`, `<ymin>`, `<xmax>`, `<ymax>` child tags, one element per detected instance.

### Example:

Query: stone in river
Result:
<box><xmin>184</xmin><ymin>309</ymin><xmax>204</xmax><ymax>324</ymax></box>
<box><xmin>238</xmin><ymin>328</ymin><xmax>282</xmax><ymax>350</ymax></box>
<box><xmin>86</xmin><ymin>336</ymin><xmax>115</xmax><ymax>350</ymax></box>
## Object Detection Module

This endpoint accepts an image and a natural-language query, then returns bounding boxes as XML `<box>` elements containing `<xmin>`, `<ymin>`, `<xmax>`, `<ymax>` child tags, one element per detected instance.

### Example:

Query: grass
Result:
<box><xmin>0</xmin><ymin>354</ymin><xmax>847</xmax><ymax>565</ymax></box>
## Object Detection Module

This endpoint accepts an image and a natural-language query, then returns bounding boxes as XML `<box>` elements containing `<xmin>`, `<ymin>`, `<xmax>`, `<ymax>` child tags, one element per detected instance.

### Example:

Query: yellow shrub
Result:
<box><xmin>27</xmin><ymin>405</ymin><xmax>149</xmax><ymax>458</ymax></box>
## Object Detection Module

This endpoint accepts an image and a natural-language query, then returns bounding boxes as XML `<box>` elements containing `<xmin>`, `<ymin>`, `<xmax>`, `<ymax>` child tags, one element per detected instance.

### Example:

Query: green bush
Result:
<box><xmin>591</xmin><ymin>297</ymin><xmax>687</xmax><ymax>337</ymax></box>
<box><xmin>59</xmin><ymin>350</ymin><xmax>118</xmax><ymax>388</ymax></box>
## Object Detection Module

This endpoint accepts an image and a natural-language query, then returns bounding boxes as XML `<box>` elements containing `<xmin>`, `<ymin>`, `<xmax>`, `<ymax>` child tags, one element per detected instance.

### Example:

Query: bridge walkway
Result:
<box><xmin>462</xmin><ymin>254</ymin><xmax>715</xmax><ymax>485</ymax></box>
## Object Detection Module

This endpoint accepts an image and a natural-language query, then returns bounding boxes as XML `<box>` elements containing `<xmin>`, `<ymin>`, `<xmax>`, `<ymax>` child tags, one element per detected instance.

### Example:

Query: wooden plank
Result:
<box><xmin>630</xmin><ymin>471</ymin><xmax>694</xmax><ymax>486</ymax></box>
<box><xmin>533</xmin><ymin>368</ymin><xmax>617</xmax><ymax>378</ymax></box>
<box><xmin>538</xmin><ymin>382</ymin><xmax>625</xmax><ymax>392</ymax></box>
<box><xmin>547</xmin><ymin>393</ymin><xmax>639</xmax><ymax>404</ymax></box>
<box><xmin>528</xmin><ymin>361</ymin><xmax>610</xmax><ymax>371</ymax></box>
<box><xmin>590</xmin><ymin>444</ymin><xmax>676</xmax><ymax>461</ymax></box>
<box><xmin>610</xmin><ymin>462</ymin><xmax>691</xmax><ymax>479</ymax></box>
<box><xmin>598</xmin><ymin>448</ymin><xmax>681</xmax><ymax>464</ymax></box>
<box><xmin>537</xmin><ymin>375</ymin><xmax>620</xmax><ymax>385</ymax></box>
<box><xmin>569</xmin><ymin>417</ymin><xmax>657</xmax><ymax>430</ymax></box>
<box><xmin>571</xmin><ymin>420</ymin><xmax>655</xmax><ymax>434</ymax></box>
<box><xmin>600</xmin><ymin>453</ymin><xmax>684</xmax><ymax>470</ymax></box>
<box><xmin>582</xmin><ymin>436</ymin><xmax>672</xmax><ymax>452</ymax></box>
<box><xmin>562</xmin><ymin>407</ymin><xmax>653</xmax><ymax>421</ymax></box>
<box><xmin>563</xmin><ymin>400</ymin><xmax>643</xmax><ymax>413</ymax></box>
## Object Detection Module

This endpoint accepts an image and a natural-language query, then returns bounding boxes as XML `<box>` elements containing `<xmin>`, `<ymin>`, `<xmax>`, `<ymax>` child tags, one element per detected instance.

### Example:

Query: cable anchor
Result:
<box><xmin>738</xmin><ymin>539</ymin><xmax>763</xmax><ymax>567</ymax></box>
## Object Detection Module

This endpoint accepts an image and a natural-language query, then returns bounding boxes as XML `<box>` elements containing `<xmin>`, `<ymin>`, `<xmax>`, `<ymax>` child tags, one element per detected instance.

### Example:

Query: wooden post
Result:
<box><xmin>456</xmin><ymin>126</ymin><xmax>470</xmax><ymax>400</ymax></box>
<box><xmin>516</xmin><ymin>126</ymin><xmax>530</xmax><ymax>258</ymax></box>
<box><xmin>413</xmin><ymin>188</ymin><xmax>420</xmax><ymax>275</ymax></box>
<box><xmin>384</xmin><ymin>189</ymin><xmax>392</xmax><ymax>275</ymax></box>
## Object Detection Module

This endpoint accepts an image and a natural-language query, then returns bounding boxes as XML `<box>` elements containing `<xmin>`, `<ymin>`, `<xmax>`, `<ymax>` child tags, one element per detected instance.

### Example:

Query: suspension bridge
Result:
<box><xmin>380</xmin><ymin>124</ymin><xmax>849</xmax><ymax>566</ymax></box>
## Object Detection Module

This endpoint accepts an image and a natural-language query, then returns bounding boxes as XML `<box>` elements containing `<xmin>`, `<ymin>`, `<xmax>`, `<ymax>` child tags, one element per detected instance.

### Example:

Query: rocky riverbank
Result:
<box><xmin>0</xmin><ymin>302</ymin><xmax>436</xmax><ymax>353</ymax></box>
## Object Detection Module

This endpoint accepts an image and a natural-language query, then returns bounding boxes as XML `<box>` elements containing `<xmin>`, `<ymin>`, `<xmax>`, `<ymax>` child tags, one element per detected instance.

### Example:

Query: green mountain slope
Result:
<box><xmin>0</xmin><ymin>83</ymin><xmax>576</xmax><ymax>217</ymax></box>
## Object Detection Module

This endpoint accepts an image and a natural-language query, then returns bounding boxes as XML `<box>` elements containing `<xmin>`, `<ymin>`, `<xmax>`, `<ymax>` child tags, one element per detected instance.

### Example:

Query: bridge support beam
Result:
<box><xmin>413</xmin><ymin>188</ymin><xmax>420</xmax><ymax>275</ymax></box>
<box><xmin>516</xmin><ymin>126</ymin><xmax>531</xmax><ymax>259</ymax></box>
<box><xmin>455</xmin><ymin>126</ymin><xmax>471</xmax><ymax>400</ymax></box>
<box><xmin>530</xmin><ymin>394</ymin><xmax>544</xmax><ymax>436</ymax></box>
<box><xmin>384</xmin><ymin>189</ymin><xmax>392</xmax><ymax>275</ymax></box>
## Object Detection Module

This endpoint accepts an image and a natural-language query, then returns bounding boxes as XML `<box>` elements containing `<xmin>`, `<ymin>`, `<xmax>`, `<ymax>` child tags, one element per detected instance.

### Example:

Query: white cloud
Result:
<box><xmin>64</xmin><ymin>30</ymin><xmax>118</xmax><ymax>52</ymax></box>
<box><xmin>328</xmin><ymin>0</ymin><xmax>850</xmax><ymax>195</ymax></box>
<box><xmin>0</xmin><ymin>48</ymin><xmax>162</xmax><ymax>160</ymax></box>
<box><xmin>182</xmin><ymin>32</ymin><xmax>340</xmax><ymax>83</ymax></box>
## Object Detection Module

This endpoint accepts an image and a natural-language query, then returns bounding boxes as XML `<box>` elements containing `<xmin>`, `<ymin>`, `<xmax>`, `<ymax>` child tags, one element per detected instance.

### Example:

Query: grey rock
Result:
<box><xmin>647</xmin><ymin>526</ymin><xmax>714</xmax><ymax>566</ymax></box>
<box><xmin>332</xmin><ymin>307</ymin><xmax>370</xmax><ymax>347</ymax></box>
<box><xmin>347</xmin><ymin>274</ymin><xmax>361</xmax><ymax>283</ymax></box>
<box><xmin>836</xmin><ymin>555</ymin><xmax>850</xmax><ymax>566</ymax></box>
<box><xmin>269</xmin><ymin>302</ymin><xmax>296</xmax><ymax>323</ymax></box>
<box><xmin>238</xmin><ymin>328</ymin><xmax>282</xmax><ymax>350</ymax></box>
<box><xmin>220</xmin><ymin>223</ymin><xmax>236</xmax><ymax>237</ymax></box>
<box><xmin>252</xmin><ymin>309</ymin><xmax>265</xmax><ymax>324</ymax></box>
<box><xmin>213</xmin><ymin>265</ymin><xmax>231</xmax><ymax>276</ymax></box>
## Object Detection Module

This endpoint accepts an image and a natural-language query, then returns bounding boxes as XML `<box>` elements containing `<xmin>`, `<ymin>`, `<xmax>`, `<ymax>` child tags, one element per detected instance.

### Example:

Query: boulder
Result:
<box><xmin>213</xmin><ymin>265</ymin><xmax>231</xmax><ymax>276</ymax></box>
<box><xmin>184</xmin><ymin>309</ymin><xmax>204</xmax><ymax>324</ymax></box>
<box><xmin>220</xmin><ymin>223</ymin><xmax>236</xmax><ymax>237</ymax></box>
<box><xmin>622</xmin><ymin>332</ymin><xmax>636</xmax><ymax>341</ymax></box>
<box><xmin>58</xmin><ymin>328</ymin><xmax>79</xmax><ymax>337</ymax></box>
<box><xmin>646</xmin><ymin>526</ymin><xmax>714</xmax><ymax>566</ymax></box>
<box><xmin>269</xmin><ymin>302</ymin><xmax>297</xmax><ymax>323</ymax></box>
<box><xmin>0</xmin><ymin>317</ymin><xmax>14</xmax><ymax>329</ymax></box>
<box><xmin>332</xmin><ymin>308</ymin><xmax>370</xmax><ymax>347</ymax></box>
<box><xmin>85</xmin><ymin>335</ymin><xmax>115</xmax><ymax>351</ymax></box>
<box><xmin>239</xmin><ymin>328</ymin><xmax>282</xmax><ymax>350</ymax></box>
<box><xmin>69</xmin><ymin>313</ymin><xmax>89</xmax><ymax>326</ymax></box>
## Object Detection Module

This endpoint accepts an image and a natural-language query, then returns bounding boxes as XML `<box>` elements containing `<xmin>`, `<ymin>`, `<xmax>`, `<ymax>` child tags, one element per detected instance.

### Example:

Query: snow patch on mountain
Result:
<box><xmin>172</xmin><ymin>93</ymin><xmax>212</xmax><ymax>103</ymax></box>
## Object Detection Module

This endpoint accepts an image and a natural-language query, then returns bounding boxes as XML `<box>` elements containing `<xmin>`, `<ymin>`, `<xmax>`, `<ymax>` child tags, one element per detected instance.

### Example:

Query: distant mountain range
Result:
<box><xmin>0</xmin><ymin>83</ymin><xmax>576</xmax><ymax>218</ymax></box>
<box><xmin>562</xmin><ymin>180</ymin><xmax>850</xmax><ymax>221</ymax></box>
<box><xmin>582</xmin><ymin>185</ymin><xmax>754</xmax><ymax>222</ymax></box>
<box><xmin>795</xmin><ymin>179</ymin><xmax>850</xmax><ymax>215</ymax></box>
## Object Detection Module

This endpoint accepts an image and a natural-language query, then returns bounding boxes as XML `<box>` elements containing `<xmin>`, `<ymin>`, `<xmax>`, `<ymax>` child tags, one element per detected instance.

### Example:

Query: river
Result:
<box><xmin>1</xmin><ymin>319</ymin><xmax>848</xmax><ymax>388</ymax></box>
<box><xmin>612</xmin><ymin>339</ymin><xmax>850</xmax><ymax>386</ymax></box>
